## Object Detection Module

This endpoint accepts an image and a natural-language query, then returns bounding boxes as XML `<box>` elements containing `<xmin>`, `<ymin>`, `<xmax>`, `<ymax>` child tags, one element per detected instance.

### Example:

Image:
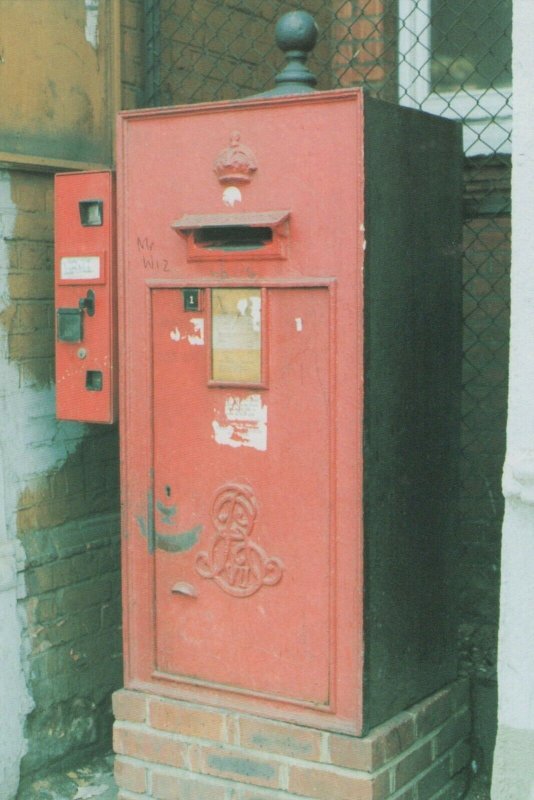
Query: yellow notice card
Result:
<box><xmin>211</xmin><ymin>288</ymin><xmax>261</xmax><ymax>383</ymax></box>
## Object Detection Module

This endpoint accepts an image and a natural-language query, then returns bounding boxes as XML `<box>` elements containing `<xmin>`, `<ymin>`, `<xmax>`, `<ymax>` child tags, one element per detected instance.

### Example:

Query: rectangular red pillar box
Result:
<box><xmin>54</xmin><ymin>170</ymin><xmax>117</xmax><ymax>423</ymax></box>
<box><xmin>117</xmin><ymin>89</ymin><xmax>463</xmax><ymax>735</ymax></box>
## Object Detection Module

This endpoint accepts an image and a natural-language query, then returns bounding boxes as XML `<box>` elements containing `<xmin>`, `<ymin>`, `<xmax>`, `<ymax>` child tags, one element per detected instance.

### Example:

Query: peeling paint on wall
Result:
<box><xmin>0</xmin><ymin>171</ymin><xmax>87</xmax><ymax>797</ymax></box>
<box><xmin>84</xmin><ymin>0</ymin><xmax>100</xmax><ymax>50</ymax></box>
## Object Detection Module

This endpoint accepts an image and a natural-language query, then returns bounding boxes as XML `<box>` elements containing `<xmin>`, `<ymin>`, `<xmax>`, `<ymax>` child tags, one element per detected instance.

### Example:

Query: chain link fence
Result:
<box><xmin>142</xmin><ymin>0</ymin><xmax>511</xmax><ymax>782</ymax></box>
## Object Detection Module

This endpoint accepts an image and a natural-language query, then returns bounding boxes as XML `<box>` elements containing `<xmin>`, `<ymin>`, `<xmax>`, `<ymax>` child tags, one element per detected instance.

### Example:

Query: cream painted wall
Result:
<box><xmin>492</xmin><ymin>1</ymin><xmax>534</xmax><ymax>797</ymax></box>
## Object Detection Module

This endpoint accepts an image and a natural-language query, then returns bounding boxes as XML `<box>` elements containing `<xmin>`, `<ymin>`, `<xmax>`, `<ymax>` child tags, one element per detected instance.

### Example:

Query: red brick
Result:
<box><xmin>394</xmin><ymin>743</ymin><xmax>433</xmax><ymax>792</ymax></box>
<box><xmin>332</xmin><ymin>21</ymin><xmax>352</xmax><ymax>44</ymax></box>
<box><xmin>358</xmin><ymin>37</ymin><xmax>387</xmax><ymax>62</ymax></box>
<box><xmin>415</xmin><ymin>687</ymin><xmax>455</xmax><ymax>737</ymax></box>
<box><xmin>433</xmin><ymin>710</ymin><xmax>471</xmax><ymax>757</ymax></box>
<box><xmin>113</xmin><ymin>724</ymin><xmax>187</xmax><ymax>769</ymax></box>
<box><xmin>375</xmin><ymin>712</ymin><xmax>417</xmax><ymax>763</ymax></box>
<box><xmin>336</xmin><ymin>1</ymin><xmax>355</xmax><ymax>21</ymax></box>
<box><xmin>239</xmin><ymin>716</ymin><xmax>321</xmax><ymax>761</ymax></box>
<box><xmin>114</xmin><ymin>757</ymin><xmax>147</xmax><ymax>793</ymax></box>
<box><xmin>415</xmin><ymin>757</ymin><xmax>451</xmax><ymax>798</ymax></box>
<box><xmin>334</xmin><ymin>64</ymin><xmax>386</xmax><ymax>85</ymax></box>
<box><xmin>360</xmin><ymin>0</ymin><xmax>387</xmax><ymax>14</ymax></box>
<box><xmin>113</xmin><ymin>689</ymin><xmax>147</xmax><ymax>723</ymax></box>
<box><xmin>226</xmin><ymin>714</ymin><xmax>240</xmax><ymax>746</ymax></box>
<box><xmin>149</xmin><ymin>698</ymin><xmax>225</xmax><ymax>741</ymax></box>
<box><xmin>328</xmin><ymin>733</ymin><xmax>377</xmax><ymax>771</ymax></box>
<box><xmin>152</xmin><ymin>769</ymin><xmax>227</xmax><ymax>800</ymax></box>
<box><xmin>336</xmin><ymin>42</ymin><xmax>356</xmax><ymax>62</ymax></box>
<box><xmin>288</xmin><ymin>764</ymin><xmax>387</xmax><ymax>800</ymax></box>
<box><xmin>350</xmin><ymin>17</ymin><xmax>382</xmax><ymax>41</ymax></box>
<box><xmin>329</xmin><ymin>710</ymin><xmax>416</xmax><ymax>773</ymax></box>
<box><xmin>237</xmin><ymin>791</ymin><xmax>299</xmax><ymax>800</ymax></box>
<box><xmin>197</xmin><ymin>744</ymin><xmax>280</xmax><ymax>789</ymax></box>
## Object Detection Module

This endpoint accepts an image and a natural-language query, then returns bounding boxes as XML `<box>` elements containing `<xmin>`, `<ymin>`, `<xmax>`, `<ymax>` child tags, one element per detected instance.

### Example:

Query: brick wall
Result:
<box><xmin>0</xmin><ymin>3</ymin><xmax>147</xmax><ymax>792</ymax></box>
<box><xmin>1</xmin><ymin>3</ymin><xmax>152</xmax><ymax>785</ymax></box>
<box><xmin>113</xmin><ymin>682</ymin><xmax>471</xmax><ymax>800</ymax></box>
<box><xmin>0</xmin><ymin>168</ymin><xmax>122</xmax><ymax>786</ymax></box>
<box><xmin>17</xmin><ymin>514</ymin><xmax>122</xmax><ymax>782</ymax></box>
<box><xmin>144</xmin><ymin>0</ymin><xmax>335</xmax><ymax>106</ymax></box>
<box><xmin>331</xmin><ymin>0</ymin><xmax>397</xmax><ymax>101</ymax></box>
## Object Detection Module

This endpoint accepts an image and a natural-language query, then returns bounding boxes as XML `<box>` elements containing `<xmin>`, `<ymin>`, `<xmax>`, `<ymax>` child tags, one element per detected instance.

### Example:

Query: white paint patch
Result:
<box><xmin>170</xmin><ymin>319</ymin><xmax>205</xmax><ymax>345</ymax></box>
<box><xmin>74</xmin><ymin>785</ymin><xmax>109</xmax><ymax>799</ymax></box>
<box><xmin>60</xmin><ymin>256</ymin><xmax>100</xmax><ymax>281</ymax></box>
<box><xmin>1</xmin><ymin>172</ymin><xmax>87</xmax><ymax>797</ymax></box>
<box><xmin>222</xmin><ymin>186</ymin><xmax>242</xmax><ymax>207</ymax></box>
<box><xmin>187</xmin><ymin>318</ymin><xmax>204</xmax><ymax>345</ymax></box>
<box><xmin>84</xmin><ymin>0</ymin><xmax>100</xmax><ymax>50</ymax></box>
<box><xmin>295</xmin><ymin>317</ymin><xmax>303</xmax><ymax>332</ymax></box>
<box><xmin>212</xmin><ymin>394</ymin><xmax>267</xmax><ymax>451</ymax></box>
<box><xmin>237</xmin><ymin>296</ymin><xmax>261</xmax><ymax>333</ymax></box>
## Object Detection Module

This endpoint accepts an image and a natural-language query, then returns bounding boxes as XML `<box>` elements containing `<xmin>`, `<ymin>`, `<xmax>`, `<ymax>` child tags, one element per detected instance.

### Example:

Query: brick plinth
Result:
<box><xmin>113</xmin><ymin>681</ymin><xmax>471</xmax><ymax>800</ymax></box>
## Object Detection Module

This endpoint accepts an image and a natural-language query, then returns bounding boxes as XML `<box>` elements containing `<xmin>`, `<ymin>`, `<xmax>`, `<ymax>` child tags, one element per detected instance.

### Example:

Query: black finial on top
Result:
<box><xmin>260</xmin><ymin>11</ymin><xmax>318</xmax><ymax>97</ymax></box>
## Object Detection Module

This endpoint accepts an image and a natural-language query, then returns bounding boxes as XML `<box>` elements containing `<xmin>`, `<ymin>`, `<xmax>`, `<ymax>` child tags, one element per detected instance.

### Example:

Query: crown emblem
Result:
<box><xmin>214</xmin><ymin>131</ymin><xmax>257</xmax><ymax>185</ymax></box>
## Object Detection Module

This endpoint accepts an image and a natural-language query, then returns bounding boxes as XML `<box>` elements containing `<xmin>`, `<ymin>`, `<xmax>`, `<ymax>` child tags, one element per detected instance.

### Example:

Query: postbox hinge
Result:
<box><xmin>147</xmin><ymin>485</ymin><xmax>155</xmax><ymax>555</ymax></box>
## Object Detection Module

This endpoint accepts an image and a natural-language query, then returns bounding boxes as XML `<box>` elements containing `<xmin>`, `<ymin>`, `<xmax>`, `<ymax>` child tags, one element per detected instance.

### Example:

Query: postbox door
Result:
<box><xmin>54</xmin><ymin>171</ymin><xmax>117</xmax><ymax>423</ymax></box>
<box><xmin>151</xmin><ymin>283</ymin><xmax>333</xmax><ymax>706</ymax></box>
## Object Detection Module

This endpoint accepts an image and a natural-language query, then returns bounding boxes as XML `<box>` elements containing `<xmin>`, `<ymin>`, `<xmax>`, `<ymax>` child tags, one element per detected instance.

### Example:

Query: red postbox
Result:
<box><xmin>54</xmin><ymin>170</ymin><xmax>117</xmax><ymax>423</ymax></box>
<box><xmin>116</xmin><ymin>87</ymin><xmax>462</xmax><ymax>735</ymax></box>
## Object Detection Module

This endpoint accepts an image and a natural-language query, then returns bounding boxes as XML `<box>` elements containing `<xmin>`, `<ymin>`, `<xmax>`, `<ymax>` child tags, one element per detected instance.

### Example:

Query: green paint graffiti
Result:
<box><xmin>136</xmin><ymin>516</ymin><xmax>202</xmax><ymax>553</ymax></box>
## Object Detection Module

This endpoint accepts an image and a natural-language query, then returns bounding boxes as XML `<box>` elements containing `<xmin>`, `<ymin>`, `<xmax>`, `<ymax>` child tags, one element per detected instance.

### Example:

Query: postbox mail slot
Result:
<box><xmin>194</xmin><ymin>225</ymin><xmax>272</xmax><ymax>251</ymax></box>
<box><xmin>172</xmin><ymin>210</ymin><xmax>289</xmax><ymax>261</ymax></box>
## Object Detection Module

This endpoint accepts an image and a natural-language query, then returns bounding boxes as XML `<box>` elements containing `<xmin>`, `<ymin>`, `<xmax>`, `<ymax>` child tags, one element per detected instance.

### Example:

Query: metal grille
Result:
<box><xmin>143</xmin><ymin>0</ymin><xmax>511</xmax><ymax>778</ymax></box>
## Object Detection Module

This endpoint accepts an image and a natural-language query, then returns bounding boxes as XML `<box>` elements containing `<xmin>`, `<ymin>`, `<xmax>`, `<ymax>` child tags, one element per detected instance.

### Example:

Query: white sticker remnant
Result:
<box><xmin>212</xmin><ymin>394</ymin><xmax>267</xmax><ymax>451</ymax></box>
<box><xmin>187</xmin><ymin>318</ymin><xmax>205</xmax><ymax>345</ymax></box>
<box><xmin>237</xmin><ymin>296</ymin><xmax>261</xmax><ymax>332</ymax></box>
<box><xmin>60</xmin><ymin>256</ymin><xmax>100</xmax><ymax>281</ymax></box>
<box><xmin>222</xmin><ymin>186</ymin><xmax>242</xmax><ymax>207</ymax></box>
<box><xmin>170</xmin><ymin>319</ymin><xmax>205</xmax><ymax>345</ymax></box>
<box><xmin>295</xmin><ymin>317</ymin><xmax>303</xmax><ymax>332</ymax></box>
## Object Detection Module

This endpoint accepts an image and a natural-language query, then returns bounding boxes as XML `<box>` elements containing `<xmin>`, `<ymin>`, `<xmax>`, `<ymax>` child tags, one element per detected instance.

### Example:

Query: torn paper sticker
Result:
<box><xmin>212</xmin><ymin>394</ymin><xmax>267</xmax><ymax>452</ymax></box>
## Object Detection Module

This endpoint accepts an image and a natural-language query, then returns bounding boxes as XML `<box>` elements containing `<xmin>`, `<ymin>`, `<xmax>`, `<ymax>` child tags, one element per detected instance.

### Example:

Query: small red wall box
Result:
<box><xmin>54</xmin><ymin>171</ymin><xmax>117</xmax><ymax>423</ymax></box>
<box><xmin>117</xmin><ymin>89</ymin><xmax>462</xmax><ymax>735</ymax></box>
